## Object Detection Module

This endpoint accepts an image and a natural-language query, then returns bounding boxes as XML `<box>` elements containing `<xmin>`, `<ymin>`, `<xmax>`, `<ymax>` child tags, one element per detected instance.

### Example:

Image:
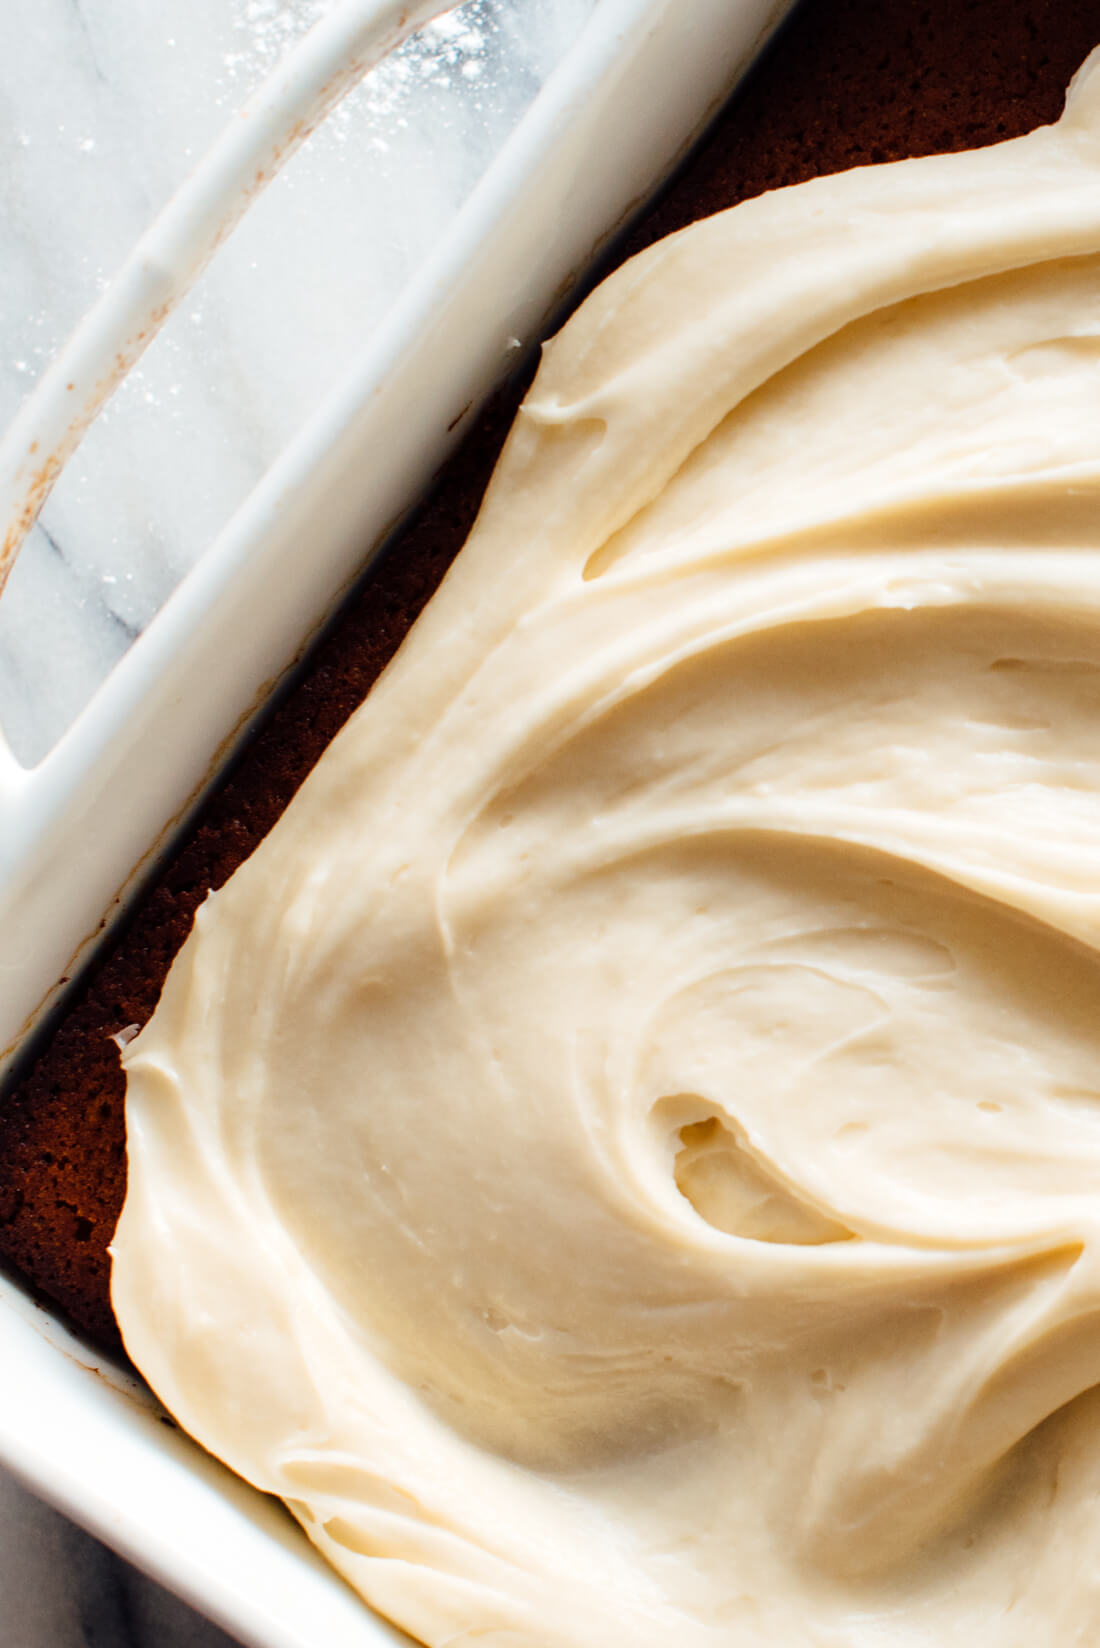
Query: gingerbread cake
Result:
<box><xmin>0</xmin><ymin>0</ymin><xmax>1096</xmax><ymax>1361</ymax></box>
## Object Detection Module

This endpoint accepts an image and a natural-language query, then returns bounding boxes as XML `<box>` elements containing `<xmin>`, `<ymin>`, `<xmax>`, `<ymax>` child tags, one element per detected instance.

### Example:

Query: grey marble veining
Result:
<box><xmin>0</xmin><ymin>1466</ymin><xmax>238</xmax><ymax>1648</ymax></box>
<box><xmin>0</xmin><ymin>0</ymin><xmax>597</xmax><ymax>765</ymax></box>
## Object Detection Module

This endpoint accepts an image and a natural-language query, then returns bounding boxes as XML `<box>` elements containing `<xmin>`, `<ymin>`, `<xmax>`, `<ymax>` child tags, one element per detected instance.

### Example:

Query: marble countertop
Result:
<box><xmin>0</xmin><ymin>2</ymin><xmax>592</xmax><ymax>1641</ymax></box>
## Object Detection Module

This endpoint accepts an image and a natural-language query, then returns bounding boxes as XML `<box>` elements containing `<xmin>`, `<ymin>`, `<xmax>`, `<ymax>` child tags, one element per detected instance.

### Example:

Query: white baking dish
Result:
<box><xmin>0</xmin><ymin>2</ymin><xmax>794</xmax><ymax>1641</ymax></box>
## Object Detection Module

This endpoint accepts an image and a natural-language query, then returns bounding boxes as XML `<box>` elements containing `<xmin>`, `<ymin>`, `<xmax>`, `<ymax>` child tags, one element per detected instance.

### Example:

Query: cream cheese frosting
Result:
<box><xmin>115</xmin><ymin>48</ymin><xmax>1100</xmax><ymax>1647</ymax></box>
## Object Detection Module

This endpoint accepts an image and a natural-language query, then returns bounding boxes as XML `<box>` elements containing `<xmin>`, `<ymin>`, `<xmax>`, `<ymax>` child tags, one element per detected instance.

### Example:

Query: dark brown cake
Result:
<box><xmin>2</xmin><ymin>0</ymin><xmax>1097</xmax><ymax>1355</ymax></box>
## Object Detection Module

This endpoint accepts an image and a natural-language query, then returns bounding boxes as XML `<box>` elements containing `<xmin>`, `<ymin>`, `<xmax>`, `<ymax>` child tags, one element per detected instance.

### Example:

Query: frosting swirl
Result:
<box><xmin>116</xmin><ymin>50</ymin><xmax>1100</xmax><ymax>1647</ymax></box>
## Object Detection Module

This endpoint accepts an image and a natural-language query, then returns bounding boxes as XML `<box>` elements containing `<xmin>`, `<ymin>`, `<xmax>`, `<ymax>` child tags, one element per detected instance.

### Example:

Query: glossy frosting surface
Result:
<box><xmin>115</xmin><ymin>51</ymin><xmax>1100</xmax><ymax>1647</ymax></box>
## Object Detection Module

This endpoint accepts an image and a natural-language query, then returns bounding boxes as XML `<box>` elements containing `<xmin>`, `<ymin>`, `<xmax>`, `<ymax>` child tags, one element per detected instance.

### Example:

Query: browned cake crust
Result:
<box><xmin>2</xmin><ymin>0</ymin><xmax>1097</xmax><ymax>1354</ymax></box>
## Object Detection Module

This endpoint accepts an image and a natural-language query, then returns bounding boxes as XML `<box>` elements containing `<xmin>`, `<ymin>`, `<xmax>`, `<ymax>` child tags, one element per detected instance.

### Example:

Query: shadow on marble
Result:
<box><xmin>0</xmin><ymin>1464</ymin><xmax>240</xmax><ymax>1648</ymax></box>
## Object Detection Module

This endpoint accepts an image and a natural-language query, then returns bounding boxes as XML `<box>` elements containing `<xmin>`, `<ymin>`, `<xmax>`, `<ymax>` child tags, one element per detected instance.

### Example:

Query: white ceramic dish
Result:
<box><xmin>0</xmin><ymin>2</ymin><xmax>794</xmax><ymax>1641</ymax></box>
<box><xmin>0</xmin><ymin>0</ymin><xmax>793</xmax><ymax>1072</ymax></box>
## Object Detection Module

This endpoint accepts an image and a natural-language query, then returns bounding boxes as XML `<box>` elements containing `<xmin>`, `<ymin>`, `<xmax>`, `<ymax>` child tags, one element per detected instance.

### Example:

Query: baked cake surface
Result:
<box><xmin>0</xmin><ymin>0</ymin><xmax>1097</xmax><ymax>1355</ymax></box>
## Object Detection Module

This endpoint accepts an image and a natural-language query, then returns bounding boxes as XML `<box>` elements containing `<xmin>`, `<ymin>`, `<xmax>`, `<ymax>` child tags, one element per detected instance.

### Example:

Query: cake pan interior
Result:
<box><xmin>0</xmin><ymin>2</ymin><xmax>795</xmax><ymax>1643</ymax></box>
